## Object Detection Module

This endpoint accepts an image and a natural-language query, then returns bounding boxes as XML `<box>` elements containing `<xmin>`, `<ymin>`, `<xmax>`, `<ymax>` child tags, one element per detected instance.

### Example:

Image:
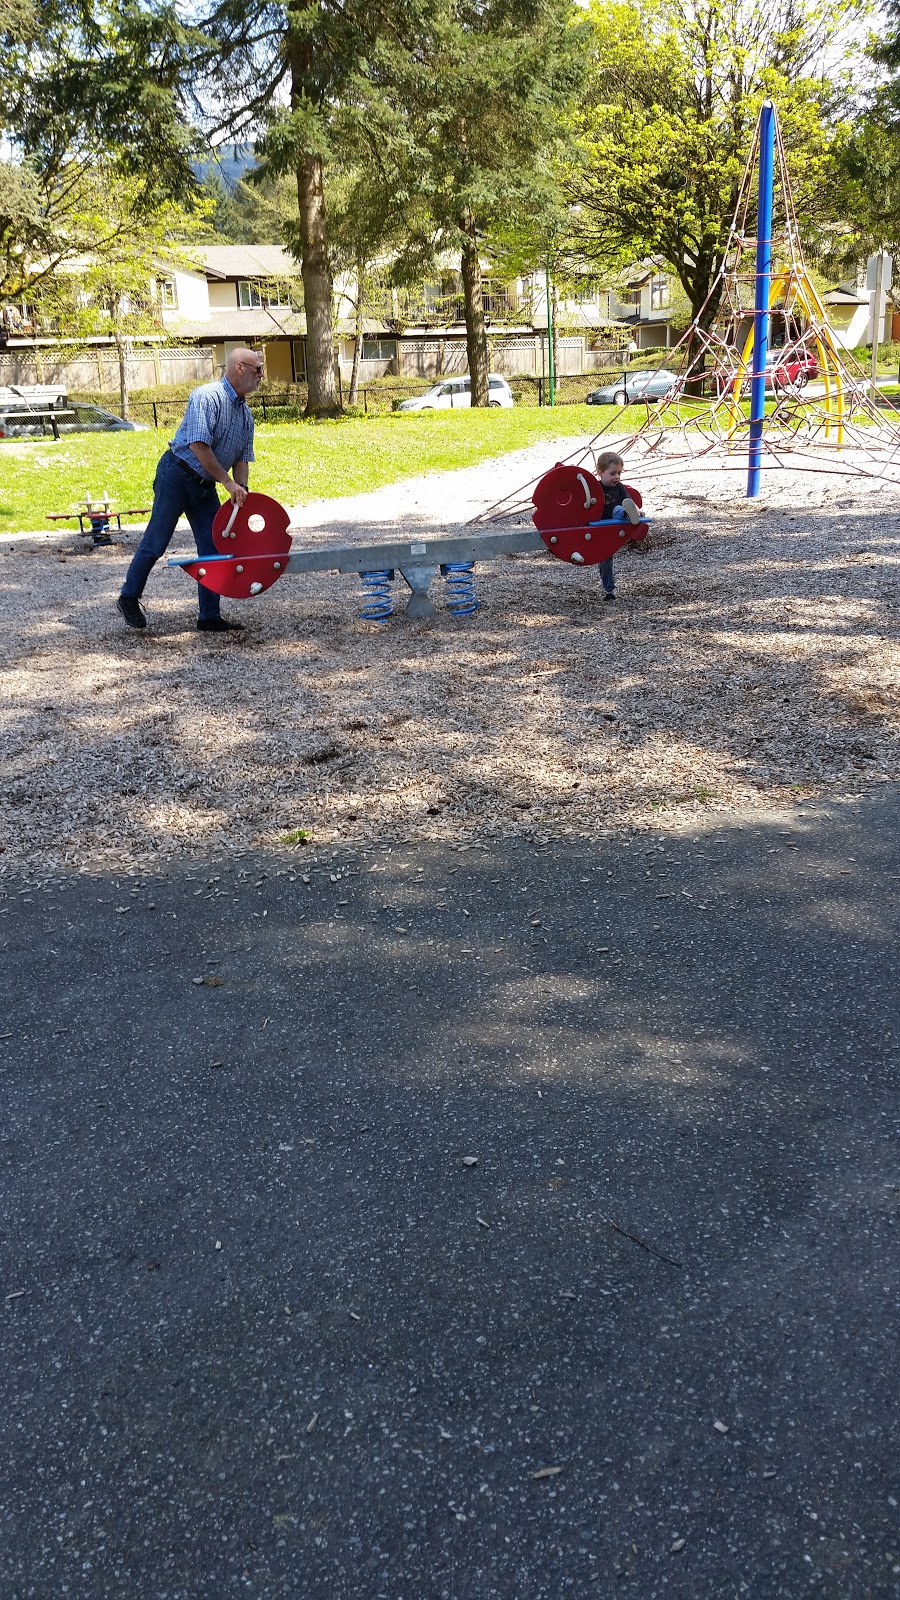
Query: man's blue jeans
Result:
<box><xmin>121</xmin><ymin>451</ymin><xmax>222</xmax><ymax>620</ymax></box>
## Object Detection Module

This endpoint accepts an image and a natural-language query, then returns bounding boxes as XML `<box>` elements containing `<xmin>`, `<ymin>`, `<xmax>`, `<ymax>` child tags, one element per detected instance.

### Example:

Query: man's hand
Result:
<box><xmin>189</xmin><ymin>444</ymin><xmax>250</xmax><ymax>506</ymax></box>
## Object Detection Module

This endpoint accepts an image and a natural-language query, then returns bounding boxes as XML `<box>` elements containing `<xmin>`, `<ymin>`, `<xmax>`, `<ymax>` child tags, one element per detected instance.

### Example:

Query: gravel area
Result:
<box><xmin>1</xmin><ymin>434</ymin><xmax>898</xmax><ymax>872</ymax></box>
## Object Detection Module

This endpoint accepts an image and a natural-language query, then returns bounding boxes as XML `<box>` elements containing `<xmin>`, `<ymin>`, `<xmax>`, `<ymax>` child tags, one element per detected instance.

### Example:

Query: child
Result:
<box><xmin>594</xmin><ymin>451</ymin><xmax>642</xmax><ymax>602</ymax></box>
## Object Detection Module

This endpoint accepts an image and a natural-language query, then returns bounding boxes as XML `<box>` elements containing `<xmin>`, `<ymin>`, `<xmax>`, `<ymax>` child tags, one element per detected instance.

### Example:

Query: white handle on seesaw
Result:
<box><xmin>222</xmin><ymin>499</ymin><xmax>241</xmax><ymax>538</ymax></box>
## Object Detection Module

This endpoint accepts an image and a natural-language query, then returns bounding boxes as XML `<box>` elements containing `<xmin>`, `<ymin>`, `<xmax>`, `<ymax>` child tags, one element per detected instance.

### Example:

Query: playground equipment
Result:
<box><xmin>48</xmin><ymin>494</ymin><xmax>151</xmax><ymax>545</ymax></box>
<box><xmin>532</xmin><ymin>466</ymin><xmax>649</xmax><ymax>562</ymax></box>
<box><xmin>166</xmin><ymin>473</ymin><xmax>650</xmax><ymax>621</ymax></box>
<box><xmin>472</xmin><ymin>100</ymin><xmax>900</xmax><ymax>532</ymax></box>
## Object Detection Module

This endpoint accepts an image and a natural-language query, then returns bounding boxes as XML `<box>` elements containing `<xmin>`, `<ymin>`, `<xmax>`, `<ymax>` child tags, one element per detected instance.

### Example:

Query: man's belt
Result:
<box><xmin>167</xmin><ymin>449</ymin><xmax>212</xmax><ymax>485</ymax></box>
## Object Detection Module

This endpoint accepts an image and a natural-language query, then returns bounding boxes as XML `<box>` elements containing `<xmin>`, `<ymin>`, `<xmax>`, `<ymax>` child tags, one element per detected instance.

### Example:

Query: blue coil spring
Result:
<box><xmin>360</xmin><ymin>569</ymin><xmax>394</xmax><ymax>622</ymax></box>
<box><xmin>442</xmin><ymin>561</ymin><xmax>478</xmax><ymax>616</ymax></box>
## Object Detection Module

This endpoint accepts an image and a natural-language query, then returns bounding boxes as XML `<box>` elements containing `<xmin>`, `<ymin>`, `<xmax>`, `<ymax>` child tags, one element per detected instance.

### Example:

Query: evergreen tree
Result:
<box><xmin>346</xmin><ymin>0</ymin><xmax>585</xmax><ymax>404</ymax></box>
<box><xmin>830</xmin><ymin>15</ymin><xmax>900</xmax><ymax>272</ymax></box>
<box><xmin>196</xmin><ymin>0</ymin><xmax>400</xmax><ymax>416</ymax></box>
<box><xmin>197</xmin><ymin>0</ymin><xmax>582</xmax><ymax>412</ymax></box>
<box><xmin>31</xmin><ymin>181</ymin><xmax>210</xmax><ymax>417</ymax></box>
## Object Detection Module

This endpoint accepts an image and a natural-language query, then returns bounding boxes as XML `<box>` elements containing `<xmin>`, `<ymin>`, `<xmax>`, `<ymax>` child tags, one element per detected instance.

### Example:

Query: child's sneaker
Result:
<box><xmin>620</xmin><ymin>497</ymin><xmax>641</xmax><ymax>525</ymax></box>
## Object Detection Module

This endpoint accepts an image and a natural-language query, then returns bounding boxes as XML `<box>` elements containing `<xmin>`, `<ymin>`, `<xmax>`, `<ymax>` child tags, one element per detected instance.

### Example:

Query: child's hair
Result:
<box><xmin>596</xmin><ymin>451</ymin><xmax>624</xmax><ymax>471</ymax></box>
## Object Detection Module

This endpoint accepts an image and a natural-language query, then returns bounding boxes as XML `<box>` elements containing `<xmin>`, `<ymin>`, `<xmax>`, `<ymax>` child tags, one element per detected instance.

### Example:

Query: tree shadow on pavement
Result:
<box><xmin>1</xmin><ymin>790</ymin><xmax>898</xmax><ymax>1597</ymax></box>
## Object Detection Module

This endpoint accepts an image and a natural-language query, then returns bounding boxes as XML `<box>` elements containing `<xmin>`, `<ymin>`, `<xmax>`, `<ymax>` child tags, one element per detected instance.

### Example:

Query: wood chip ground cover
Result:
<box><xmin>1</xmin><ymin>435</ymin><xmax>897</xmax><ymax>871</ymax></box>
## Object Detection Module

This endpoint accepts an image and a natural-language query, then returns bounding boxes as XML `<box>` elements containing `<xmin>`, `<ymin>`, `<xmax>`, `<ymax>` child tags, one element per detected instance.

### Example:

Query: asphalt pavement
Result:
<box><xmin>1</xmin><ymin>790</ymin><xmax>898</xmax><ymax>1599</ymax></box>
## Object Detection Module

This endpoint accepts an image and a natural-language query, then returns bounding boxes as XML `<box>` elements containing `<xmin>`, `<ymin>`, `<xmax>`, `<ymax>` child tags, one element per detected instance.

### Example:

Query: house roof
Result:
<box><xmin>823</xmin><ymin>288</ymin><xmax>869</xmax><ymax>306</ymax></box>
<box><xmin>170</xmin><ymin>311</ymin><xmax>401</xmax><ymax>340</ymax></box>
<box><xmin>618</xmin><ymin>257</ymin><xmax>668</xmax><ymax>289</ymax></box>
<box><xmin>171</xmin><ymin>309</ymin><xmax>307</xmax><ymax>339</ymax></box>
<box><xmin>189</xmin><ymin>245</ymin><xmax>299</xmax><ymax>281</ymax></box>
<box><xmin>530</xmin><ymin>310</ymin><xmax>629</xmax><ymax>331</ymax></box>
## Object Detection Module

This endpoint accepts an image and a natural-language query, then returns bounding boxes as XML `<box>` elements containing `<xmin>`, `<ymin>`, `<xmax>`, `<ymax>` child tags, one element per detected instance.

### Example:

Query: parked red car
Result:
<box><xmin>766</xmin><ymin>351</ymin><xmax>818</xmax><ymax>388</ymax></box>
<box><xmin>707</xmin><ymin>351</ymin><xmax>819</xmax><ymax>396</ymax></box>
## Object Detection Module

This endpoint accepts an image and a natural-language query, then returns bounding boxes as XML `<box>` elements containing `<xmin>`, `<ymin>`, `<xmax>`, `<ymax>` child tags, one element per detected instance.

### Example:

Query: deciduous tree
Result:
<box><xmin>0</xmin><ymin>0</ymin><xmax>199</xmax><ymax>304</ymax></box>
<box><xmin>568</xmin><ymin>0</ymin><xmax>866</xmax><ymax>347</ymax></box>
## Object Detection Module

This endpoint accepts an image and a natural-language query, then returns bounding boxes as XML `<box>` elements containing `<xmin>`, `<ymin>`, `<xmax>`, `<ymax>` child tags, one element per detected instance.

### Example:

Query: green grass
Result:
<box><xmin>0</xmin><ymin>406</ymin><xmax>644</xmax><ymax>534</ymax></box>
<box><xmin>0</xmin><ymin>393</ymin><xmax>828</xmax><ymax>535</ymax></box>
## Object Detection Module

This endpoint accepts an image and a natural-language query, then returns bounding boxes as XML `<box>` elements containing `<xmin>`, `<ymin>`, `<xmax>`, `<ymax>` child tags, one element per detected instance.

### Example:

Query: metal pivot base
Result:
<box><xmin>399</xmin><ymin>566</ymin><xmax>440</xmax><ymax>617</ymax></box>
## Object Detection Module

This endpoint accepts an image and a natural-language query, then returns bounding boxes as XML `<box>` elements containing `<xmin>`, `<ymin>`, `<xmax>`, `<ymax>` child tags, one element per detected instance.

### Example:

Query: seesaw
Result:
<box><xmin>165</xmin><ymin>465</ymin><xmax>650</xmax><ymax>620</ymax></box>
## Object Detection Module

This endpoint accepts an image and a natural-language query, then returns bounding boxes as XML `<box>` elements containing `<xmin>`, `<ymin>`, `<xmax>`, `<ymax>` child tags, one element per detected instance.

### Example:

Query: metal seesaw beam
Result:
<box><xmin>169</xmin><ymin>527</ymin><xmax>545</xmax><ymax>617</ymax></box>
<box><xmin>286</xmin><ymin>527</ymin><xmax>544</xmax><ymax>618</ymax></box>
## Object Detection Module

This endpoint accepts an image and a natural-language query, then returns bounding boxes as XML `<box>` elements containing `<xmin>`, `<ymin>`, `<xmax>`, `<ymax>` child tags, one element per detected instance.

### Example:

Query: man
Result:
<box><xmin>117</xmin><ymin>346</ymin><xmax>264</xmax><ymax>632</ymax></box>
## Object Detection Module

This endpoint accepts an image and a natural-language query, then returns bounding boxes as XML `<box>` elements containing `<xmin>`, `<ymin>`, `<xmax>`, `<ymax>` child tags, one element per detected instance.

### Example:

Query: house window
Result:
<box><xmin>158</xmin><ymin>279</ymin><xmax>178</xmax><ymax>309</ymax></box>
<box><xmin>482</xmin><ymin>281</ymin><xmax>513</xmax><ymax>319</ymax></box>
<box><xmin>361</xmin><ymin>338</ymin><xmax>396</xmax><ymax>361</ymax></box>
<box><xmin>650</xmin><ymin>275</ymin><xmax>670</xmax><ymax>311</ymax></box>
<box><xmin>239</xmin><ymin>280</ymin><xmax>296</xmax><ymax>310</ymax></box>
<box><xmin>617</xmin><ymin>289</ymin><xmax>641</xmax><ymax>312</ymax></box>
<box><xmin>290</xmin><ymin>340</ymin><xmax>307</xmax><ymax>382</ymax></box>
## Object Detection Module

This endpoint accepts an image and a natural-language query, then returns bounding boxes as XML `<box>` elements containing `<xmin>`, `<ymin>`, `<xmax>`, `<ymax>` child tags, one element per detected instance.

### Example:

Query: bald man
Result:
<box><xmin>117</xmin><ymin>347</ymin><xmax>264</xmax><ymax>632</ymax></box>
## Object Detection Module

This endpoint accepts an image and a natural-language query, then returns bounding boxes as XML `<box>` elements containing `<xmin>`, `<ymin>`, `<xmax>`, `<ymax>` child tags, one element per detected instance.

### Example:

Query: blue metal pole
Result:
<box><xmin>747</xmin><ymin>100</ymin><xmax>775</xmax><ymax>497</ymax></box>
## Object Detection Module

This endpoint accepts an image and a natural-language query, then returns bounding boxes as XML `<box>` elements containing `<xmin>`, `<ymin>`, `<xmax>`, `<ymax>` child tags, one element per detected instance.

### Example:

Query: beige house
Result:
<box><xmin>9</xmin><ymin>240</ymin><xmax>884</xmax><ymax>396</ymax></box>
<box><xmin>822</xmin><ymin>254</ymin><xmax>895</xmax><ymax>350</ymax></box>
<box><xmin>156</xmin><ymin>245</ymin><xmax>307</xmax><ymax>384</ymax></box>
<box><xmin>156</xmin><ymin>245</ymin><xmax>628</xmax><ymax>384</ymax></box>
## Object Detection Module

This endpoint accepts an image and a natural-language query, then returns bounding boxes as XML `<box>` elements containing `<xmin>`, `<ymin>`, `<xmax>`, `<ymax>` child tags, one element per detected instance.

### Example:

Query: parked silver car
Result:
<box><xmin>395</xmin><ymin>375</ymin><xmax>514</xmax><ymax>411</ymax></box>
<box><xmin>0</xmin><ymin>394</ymin><xmax>141</xmax><ymax>438</ymax></box>
<box><xmin>585</xmin><ymin>368</ymin><xmax>679</xmax><ymax>406</ymax></box>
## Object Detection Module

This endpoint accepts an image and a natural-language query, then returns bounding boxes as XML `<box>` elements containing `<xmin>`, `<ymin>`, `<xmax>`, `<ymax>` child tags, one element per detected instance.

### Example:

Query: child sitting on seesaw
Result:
<box><xmin>593</xmin><ymin>450</ymin><xmax>642</xmax><ymax>603</ymax></box>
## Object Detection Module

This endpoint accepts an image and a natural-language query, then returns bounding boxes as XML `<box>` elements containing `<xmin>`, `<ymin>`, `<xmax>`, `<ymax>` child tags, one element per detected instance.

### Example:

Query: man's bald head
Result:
<box><xmin>226</xmin><ymin>347</ymin><xmax>264</xmax><ymax>396</ymax></box>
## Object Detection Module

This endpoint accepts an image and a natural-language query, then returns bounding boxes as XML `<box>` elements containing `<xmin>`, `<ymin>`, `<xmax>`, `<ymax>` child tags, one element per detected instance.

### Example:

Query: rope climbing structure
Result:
<box><xmin>473</xmin><ymin>99</ymin><xmax>900</xmax><ymax>527</ymax></box>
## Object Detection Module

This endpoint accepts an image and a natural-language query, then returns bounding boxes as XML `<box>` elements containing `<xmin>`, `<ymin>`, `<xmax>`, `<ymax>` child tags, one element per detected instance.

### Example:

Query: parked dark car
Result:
<box><xmin>0</xmin><ymin>397</ymin><xmax>141</xmax><ymax>438</ymax></box>
<box><xmin>59</xmin><ymin>404</ymin><xmax>142</xmax><ymax>433</ymax></box>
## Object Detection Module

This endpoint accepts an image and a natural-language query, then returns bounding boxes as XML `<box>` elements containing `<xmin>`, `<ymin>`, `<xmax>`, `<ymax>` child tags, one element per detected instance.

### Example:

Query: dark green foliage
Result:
<box><xmin>1</xmin><ymin>0</ymin><xmax>199</xmax><ymax>201</ymax></box>
<box><xmin>0</xmin><ymin>0</ymin><xmax>201</xmax><ymax>301</ymax></box>
<box><xmin>338</xmin><ymin>0</ymin><xmax>586</xmax><ymax>401</ymax></box>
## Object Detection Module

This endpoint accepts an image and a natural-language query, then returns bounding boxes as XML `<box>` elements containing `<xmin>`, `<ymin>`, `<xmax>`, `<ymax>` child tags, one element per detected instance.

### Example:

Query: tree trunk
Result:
<box><xmin>347</xmin><ymin>266</ymin><xmax>363</xmax><ymax>407</ymax></box>
<box><xmin>680</xmin><ymin>263</ymin><xmax>723</xmax><ymax>395</ymax></box>
<box><xmin>114</xmin><ymin>329</ymin><xmax>129</xmax><ymax>420</ymax></box>
<box><xmin>296</xmin><ymin>152</ymin><xmax>341</xmax><ymax>418</ymax></box>
<box><xmin>460</xmin><ymin>223</ymin><xmax>489</xmax><ymax>406</ymax></box>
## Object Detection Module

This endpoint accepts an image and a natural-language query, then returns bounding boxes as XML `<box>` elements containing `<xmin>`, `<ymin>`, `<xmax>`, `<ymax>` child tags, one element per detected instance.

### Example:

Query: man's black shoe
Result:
<box><xmin>117</xmin><ymin>595</ymin><xmax>147</xmax><ymax>629</ymax></box>
<box><xmin>603</xmin><ymin>591</ymin><xmax>617</xmax><ymax>603</ymax></box>
<box><xmin>197</xmin><ymin>616</ymin><xmax>244</xmax><ymax>633</ymax></box>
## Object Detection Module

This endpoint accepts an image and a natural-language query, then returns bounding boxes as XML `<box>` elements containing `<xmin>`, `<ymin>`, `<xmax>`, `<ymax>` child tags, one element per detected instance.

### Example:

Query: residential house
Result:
<box><xmin>156</xmin><ymin>245</ymin><xmax>307</xmax><ymax>383</ymax></box>
<box><xmin>5</xmin><ymin>240</ymin><xmax>889</xmax><ymax>396</ymax></box>
<box><xmin>822</xmin><ymin>253</ymin><xmax>895</xmax><ymax>350</ymax></box>
<box><xmin>606</xmin><ymin>260</ymin><xmax>681</xmax><ymax>349</ymax></box>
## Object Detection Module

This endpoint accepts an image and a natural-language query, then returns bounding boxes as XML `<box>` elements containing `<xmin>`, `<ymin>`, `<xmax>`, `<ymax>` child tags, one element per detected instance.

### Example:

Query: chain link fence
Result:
<box><xmin>71</xmin><ymin>356</ymin><xmax>692</xmax><ymax>426</ymax></box>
